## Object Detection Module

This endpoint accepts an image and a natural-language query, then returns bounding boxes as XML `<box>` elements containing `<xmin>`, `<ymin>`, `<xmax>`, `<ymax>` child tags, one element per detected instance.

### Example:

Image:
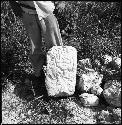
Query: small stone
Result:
<box><xmin>79</xmin><ymin>93</ymin><xmax>99</xmax><ymax>106</ymax></box>
<box><xmin>103</xmin><ymin>80</ymin><xmax>121</xmax><ymax>107</ymax></box>
<box><xmin>102</xmin><ymin>54</ymin><xmax>112</xmax><ymax>65</ymax></box>
<box><xmin>78</xmin><ymin>70</ymin><xmax>103</xmax><ymax>92</ymax></box>
<box><xmin>78</xmin><ymin>58</ymin><xmax>93</xmax><ymax>70</ymax></box>
<box><xmin>90</xmin><ymin>86</ymin><xmax>103</xmax><ymax>95</ymax></box>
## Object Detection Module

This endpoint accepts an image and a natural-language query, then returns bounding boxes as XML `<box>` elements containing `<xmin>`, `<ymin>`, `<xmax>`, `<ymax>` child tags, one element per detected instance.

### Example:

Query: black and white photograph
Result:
<box><xmin>1</xmin><ymin>1</ymin><xmax>121</xmax><ymax>124</ymax></box>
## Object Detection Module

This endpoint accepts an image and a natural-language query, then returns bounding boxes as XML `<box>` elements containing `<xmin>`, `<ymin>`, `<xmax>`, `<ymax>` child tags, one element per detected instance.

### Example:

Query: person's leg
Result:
<box><xmin>20</xmin><ymin>12</ymin><xmax>48</xmax><ymax>97</ymax></box>
<box><xmin>21</xmin><ymin>12</ymin><xmax>46</xmax><ymax>77</ymax></box>
<box><xmin>38</xmin><ymin>13</ymin><xmax>63</xmax><ymax>51</ymax></box>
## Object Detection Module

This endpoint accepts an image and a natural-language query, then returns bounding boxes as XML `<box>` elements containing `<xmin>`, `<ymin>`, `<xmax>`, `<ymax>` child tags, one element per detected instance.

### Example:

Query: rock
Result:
<box><xmin>102</xmin><ymin>54</ymin><xmax>113</xmax><ymax>65</ymax></box>
<box><xmin>78</xmin><ymin>58</ymin><xmax>93</xmax><ymax>71</ymax></box>
<box><xmin>113</xmin><ymin>57</ymin><xmax>121</xmax><ymax>69</ymax></box>
<box><xmin>103</xmin><ymin>80</ymin><xmax>121</xmax><ymax>107</ymax></box>
<box><xmin>98</xmin><ymin>110</ymin><xmax>111</xmax><ymax>124</ymax></box>
<box><xmin>112</xmin><ymin>108</ymin><xmax>121</xmax><ymax>117</ymax></box>
<box><xmin>78</xmin><ymin>70</ymin><xmax>103</xmax><ymax>92</ymax></box>
<box><xmin>79</xmin><ymin>93</ymin><xmax>99</xmax><ymax>106</ymax></box>
<box><xmin>90</xmin><ymin>85</ymin><xmax>103</xmax><ymax>95</ymax></box>
<box><xmin>45</xmin><ymin>46</ymin><xmax>77</xmax><ymax>97</ymax></box>
<box><xmin>98</xmin><ymin>108</ymin><xmax>121</xmax><ymax>124</ymax></box>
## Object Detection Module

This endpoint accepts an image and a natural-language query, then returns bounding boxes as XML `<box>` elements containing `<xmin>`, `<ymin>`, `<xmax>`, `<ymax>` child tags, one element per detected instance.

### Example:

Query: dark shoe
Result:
<box><xmin>30</xmin><ymin>70</ymin><xmax>48</xmax><ymax>98</ymax></box>
<box><xmin>14</xmin><ymin>82</ymin><xmax>35</xmax><ymax>102</ymax></box>
<box><xmin>14</xmin><ymin>69</ymin><xmax>48</xmax><ymax>101</ymax></box>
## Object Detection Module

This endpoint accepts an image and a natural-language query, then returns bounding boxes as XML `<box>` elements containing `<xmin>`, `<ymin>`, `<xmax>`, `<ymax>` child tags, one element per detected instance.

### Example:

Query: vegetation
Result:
<box><xmin>1</xmin><ymin>1</ymin><xmax>121</xmax><ymax>124</ymax></box>
<box><xmin>54</xmin><ymin>1</ymin><xmax>121</xmax><ymax>59</ymax></box>
<box><xmin>1</xmin><ymin>1</ymin><xmax>121</xmax><ymax>89</ymax></box>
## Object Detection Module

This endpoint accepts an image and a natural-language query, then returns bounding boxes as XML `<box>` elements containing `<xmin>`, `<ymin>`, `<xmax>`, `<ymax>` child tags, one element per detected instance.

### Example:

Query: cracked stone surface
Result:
<box><xmin>45</xmin><ymin>46</ymin><xmax>77</xmax><ymax>97</ymax></box>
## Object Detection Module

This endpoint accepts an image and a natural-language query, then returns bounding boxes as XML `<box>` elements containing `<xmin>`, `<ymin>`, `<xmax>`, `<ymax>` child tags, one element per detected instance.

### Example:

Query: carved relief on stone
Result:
<box><xmin>45</xmin><ymin>46</ymin><xmax>77</xmax><ymax>97</ymax></box>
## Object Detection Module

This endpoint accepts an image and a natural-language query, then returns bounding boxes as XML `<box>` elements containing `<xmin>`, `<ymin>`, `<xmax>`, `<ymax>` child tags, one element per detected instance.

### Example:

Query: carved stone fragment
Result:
<box><xmin>45</xmin><ymin>46</ymin><xmax>77</xmax><ymax>97</ymax></box>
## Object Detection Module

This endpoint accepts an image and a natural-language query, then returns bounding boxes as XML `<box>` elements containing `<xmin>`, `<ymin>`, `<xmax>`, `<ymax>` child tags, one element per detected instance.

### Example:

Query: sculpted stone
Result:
<box><xmin>45</xmin><ymin>46</ymin><xmax>77</xmax><ymax>97</ymax></box>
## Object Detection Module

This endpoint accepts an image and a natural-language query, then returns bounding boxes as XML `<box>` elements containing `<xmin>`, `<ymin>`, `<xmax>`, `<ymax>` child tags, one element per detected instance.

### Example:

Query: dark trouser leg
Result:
<box><xmin>21</xmin><ymin>12</ymin><xmax>46</xmax><ymax>77</ymax></box>
<box><xmin>21</xmin><ymin>12</ymin><xmax>48</xmax><ymax>97</ymax></box>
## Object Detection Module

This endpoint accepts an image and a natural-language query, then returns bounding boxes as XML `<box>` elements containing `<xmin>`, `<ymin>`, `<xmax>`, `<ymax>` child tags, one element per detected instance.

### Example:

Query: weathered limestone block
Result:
<box><xmin>45</xmin><ymin>46</ymin><xmax>77</xmax><ymax>97</ymax></box>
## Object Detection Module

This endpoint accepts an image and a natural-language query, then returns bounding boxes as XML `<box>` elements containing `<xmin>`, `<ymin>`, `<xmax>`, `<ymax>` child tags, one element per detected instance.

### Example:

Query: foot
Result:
<box><xmin>14</xmin><ymin>70</ymin><xmax>48</xmax><ymax>102</ymax></box>
<box><xmin>14</xmin><ymin>82</ymin><xmax>35</xmax><ymax>102</ymax></box>
<box><xmin>29</xmin><ymin>70</ymin><xmax>48</xmax><ymax>98</ymax></box>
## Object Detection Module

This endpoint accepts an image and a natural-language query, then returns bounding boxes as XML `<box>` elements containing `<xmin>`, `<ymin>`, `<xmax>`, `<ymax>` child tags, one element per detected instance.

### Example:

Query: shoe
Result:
<box><xmin>30</xmin><ymin>70</ymin><xmax>48</xmax><ymax>98</ymax></box>
<box><xmin>14</xmin><ymin>82</ymin><xmax>35</xmax><ymax>102</ymax></box>
<box><xmin>14</xmin><ymin>69</ymin><xmax>48</xmax><ymax>101</ymax></box>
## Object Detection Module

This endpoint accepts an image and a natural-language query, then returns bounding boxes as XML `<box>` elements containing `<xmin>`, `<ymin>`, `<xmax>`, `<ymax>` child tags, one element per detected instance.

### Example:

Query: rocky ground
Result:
<box><xmin>2</xmin><ymin>83</ymin><xmax>121</xmax><ymax>124</ymax></box>
<box><xmin>2</xmin><ymin>55</ymin><xmax>121</xmax><ymax>124</ymax></box>
<box><xmin>1</xmin><ymin>1</ymin><xmax>121</xmax><ymax>124</ymax></box>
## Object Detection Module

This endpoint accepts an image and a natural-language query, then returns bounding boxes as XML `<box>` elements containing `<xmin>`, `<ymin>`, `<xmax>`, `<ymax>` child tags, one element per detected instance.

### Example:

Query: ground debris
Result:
<box><xmin>2</xmin><ymin>82</ymin><xmax>121</xmax><ymax>124</ymax></box>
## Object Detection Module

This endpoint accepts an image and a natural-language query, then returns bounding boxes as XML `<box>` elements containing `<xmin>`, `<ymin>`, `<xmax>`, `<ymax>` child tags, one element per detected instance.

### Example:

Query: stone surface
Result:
<box><xmin>90</xmin><ymin>85</ymin><xmax>103</xmax><ymax>95</ymax></box>
<box><xmin>45</xmin><ymin>46</ymin><xmax>77</xmax><ymax>97</ymax></box>
<box><xmin>103</xmin><ymin>80</ymin><xmax>121</xmax><ymax>107</ymax></box>
<box><xmin>78</xmin><ymin>58</ymin><xmax>93</xmax><ymax>70</ymax></box>
<box><xmin>78</xmin><ymin>70</ymin><xmax>103</xmax><ymax>92</ymax></box>
<box><xmin>79</xmin><ymin>93</ymin><xmax>99</xmax><ymax>106</ymax></box>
